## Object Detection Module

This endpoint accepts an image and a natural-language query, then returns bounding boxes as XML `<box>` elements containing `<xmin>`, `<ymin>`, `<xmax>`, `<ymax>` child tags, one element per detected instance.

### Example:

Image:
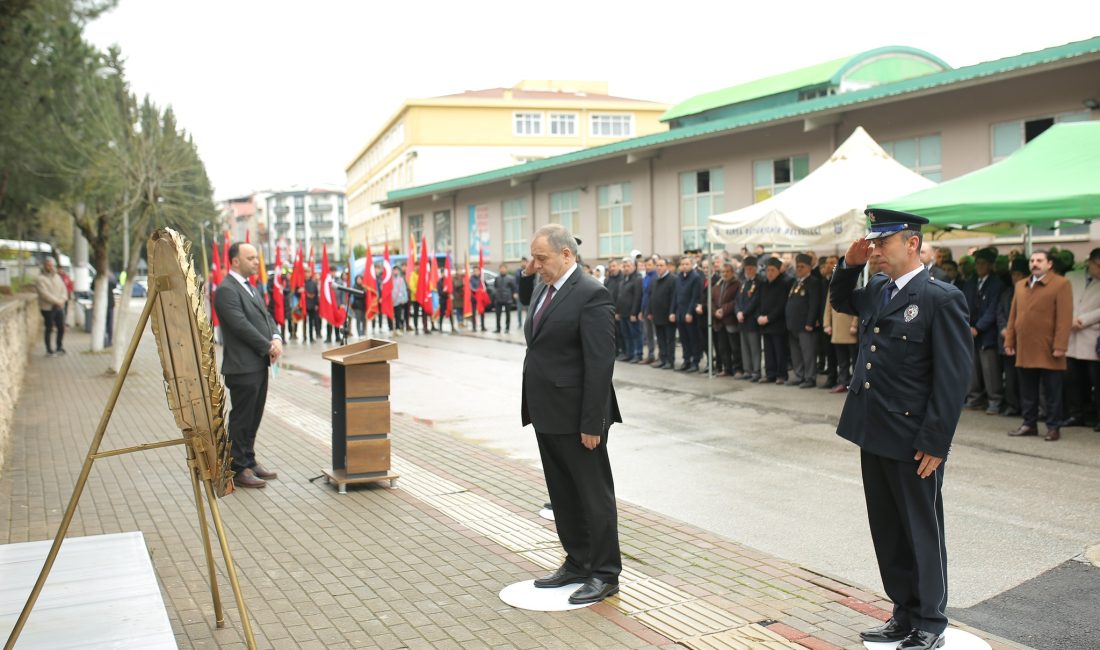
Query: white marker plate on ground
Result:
<box><xmin>0</xmin><ymin>531</ymin><xmax>176</xmax><ymax>649</ymax></box>
<box><xmin>864</xmin><ymin>628</ymin><xmax>991</xmax><ymax>650</ymax></box>
<box><xmin>539</xmin><ymin>508</ymin><xmax>555</xmax><ymax>521</ymax></box>
<box><xmin>499</xmin><ymin>579</ymin><xmax>591</xmax><ymax>611</ymax></box>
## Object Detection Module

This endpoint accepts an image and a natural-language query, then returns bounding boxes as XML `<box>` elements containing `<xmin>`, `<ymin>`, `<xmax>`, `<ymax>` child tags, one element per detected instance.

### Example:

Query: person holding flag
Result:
<box><xmin>461</xmin><ymin>257</ymin><xmax>473</xmax><ymax>327</ymax></box>
<box><xmin>289</xmin><ymin>246</ymin><xmax>306</xmax><ymax>342</ymax></box>
<box><xmin>381</xmin><ymin>245</ymin><xmax>395</xmax><ymax>332</ymax></box>
<box><xmin>363</xmin><ymin>243</ymin><xmax>381</xmax><ymax>336</ymax></box>
<box><xmin>475</xmin><ymin>242</ymin><xmax>492</xmax><ymax>331</ymax></box>
<box><xmin>268</xmin><ymin>247</ymin><xmax>286</xmax><ymax>339</ymax></box>
<box><xmin>416</xmin><ymin>236</ymin><xmax>434</xmax><ymax>335</ymax></box>
<box><xmin>408</xmin><ymin>234</ymin><xmax>421</xmax><ymax>334</ymax></box>
<box><xmin>317</xmin><ymin>244</ymin><xmax>348</xmax><ymax>344</ymax></box>
<box><xmin>441</xmin><ymin>254</ymin><xmax>455</xmax><ymax>332</ymax></box>
<box><xmin>210</xmin><ymin>237</ymin><xmax>222</xmax><ymax>330</ymax></box>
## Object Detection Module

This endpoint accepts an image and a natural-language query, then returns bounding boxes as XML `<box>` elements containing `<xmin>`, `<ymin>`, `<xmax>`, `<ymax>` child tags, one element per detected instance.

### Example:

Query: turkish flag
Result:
<box><xmin>416</xmin><ymin>237</ymin><xmax>433</xmax><ymax>316</ymax></box>
<box><xmin>462</xmin><ymin>256</ymin><xmax>472</xmax><ymax>319</ymax></box>
<box><xmin>475</xmin><ymin>242</ymin><xmax>491</xmax><ymax>315</ymax></box>
<box><xmin>210</xmin><ymin>238</ymin><xmax>222</xmax><ymax>327</ymax></box>
<box><xmin>381</xmin><ymin>246</ymin><xmax>394</xmax><ymax>320</ymax></box>
<box><xmin>319</xmin><ymin>244</ymin><xmax>347</xmax><ymax>328</ymax></box>
<box><xmin>364</xmin><ymin>243</ymin><xmax>379</xmax><ymax>322</ymax></box>
<box><xmin>444</xmin><ymin>255</ymin><xmax>454</xmax><ymax>317</ymax></box>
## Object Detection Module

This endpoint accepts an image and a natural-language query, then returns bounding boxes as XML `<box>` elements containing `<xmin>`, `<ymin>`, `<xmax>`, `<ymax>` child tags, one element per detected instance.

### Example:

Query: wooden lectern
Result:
<box><xmin>321</xmin><ymin>338</ymin><xmax>400</xmax><ymax>493</ymax></box>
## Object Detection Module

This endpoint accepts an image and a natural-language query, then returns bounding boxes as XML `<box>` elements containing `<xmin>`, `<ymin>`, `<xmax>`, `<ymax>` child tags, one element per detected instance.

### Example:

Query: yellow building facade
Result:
<box><xmin>345</xmin><ymin>80</ymin><xmax>667</xmax><ymax>252</ymax></box>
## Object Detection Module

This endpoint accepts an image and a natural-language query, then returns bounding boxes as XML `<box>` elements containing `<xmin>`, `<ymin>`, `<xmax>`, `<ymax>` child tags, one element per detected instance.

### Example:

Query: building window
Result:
<box><xmin>549</xmin><ymin>113</ymin><xmax>577</xmax><ymax>136</ymax></box>
<box><xmin>502</xmin><ymin>198</ymin><xmax>528</xmax><ymax>261</ymax></box>
<box><xmin>433</xmin><ymin>210</ymin><xmax>452</xmax><ymax>253</ymax></box>
<box><xmin>753</xmin><ymin>154</ymin><xmax>809</xmax><ymax>202</ymax></box>
<box><xmin>597</xmin><ymin>183</ymin><xmax>633</xmax><ymax>257</ymax></box>
<box><xmin>882</xmin><ymin>134</ymin><xmax>942</xmax><ymax>181</ymax></box>
<box><xmin>513</xmin><ymin>112</ymin><xmax>542</xmax><ymax>136</ymax></box>
<box><xmin>798</xmin><ymin>87</ymin><xmax>835</xmax><ymax>101</ymax></box>
<box><xmin>681</xmin><ymin>169</ymin><xmax>724</xmax><ymax>252</ymax></box>
<box><xmin>409</xmin><ymin>214</ymin><xmax>424</xmax><ymax>245</ymax></box>
<box><xmin>549</xmin><ymin>190</ymin><xmax>580</xmax><ymax>233</ymax></box>
<box><xmin>294</xmin><ymin>195</ymin><xmax>304</xmax><ymax>208</ymax></box>
<box><xmin>590</xmin><ymin>114</ymin><xmax>634</xmax><ymax>138</ymax></box>
<box><xmin>992</xmin><ymin>111</ymin><xmax>1089</xmax><ymax>162</ymax></box>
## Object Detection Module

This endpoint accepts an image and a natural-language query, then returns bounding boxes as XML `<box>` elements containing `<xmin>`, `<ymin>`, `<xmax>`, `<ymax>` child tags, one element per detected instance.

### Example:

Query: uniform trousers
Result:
<box><xmin>740</xmin><ymin>330</ymin><xmax>762</xmax><ymax>377</ymax></box>
<box><xmin>224</xmin><ymin>369</ymin><xmax>269</xmax><ymax>472</ymax></box>
<box><xmin>788</xmin><ymin>330</ymin><xmax>818</xmax><ymax>384</ymax></box>
<box><xmin>861</xmin><ymin>450</ymin><xmax>948</xmax><ymax>635</ymax></box>
<box><xmin>655</xmin><ymin>323</ymin><xmax>676</xmax><ymax>365</ymax></box>
<box><xmin>535</xmin><ymin>432</ymin><xmax>621</xmax><ymax>583</ymax></box>
<box><xmin>1018</xmin><ymin>367</ymin><xmax>1064</xmax><ymax>429</ymax></box>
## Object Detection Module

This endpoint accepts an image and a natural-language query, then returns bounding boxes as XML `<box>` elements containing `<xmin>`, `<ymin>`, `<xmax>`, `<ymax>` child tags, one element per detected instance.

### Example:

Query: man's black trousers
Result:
<box><xmin>224</xmin><ymin>369</ymin><xmax>269</xmax><ymax>472</ymax></box>
<box><xmin>536</xmin><ymin>431</ymin><xmax>621</xmax><ymax>583</ymax></box>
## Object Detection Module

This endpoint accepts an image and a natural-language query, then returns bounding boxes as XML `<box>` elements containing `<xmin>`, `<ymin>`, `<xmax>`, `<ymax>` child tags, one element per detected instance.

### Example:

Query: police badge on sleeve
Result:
<box><xmin>904</xmin><ymin>304</ymin><xmax>919</xmax><ymax>322</ymax></box>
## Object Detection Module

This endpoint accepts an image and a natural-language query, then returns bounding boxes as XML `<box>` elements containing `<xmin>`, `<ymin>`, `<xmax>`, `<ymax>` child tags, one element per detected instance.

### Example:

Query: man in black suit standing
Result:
<box><xmin>214</xmin><ymin>243</ymin><xmax>283</xmax><ymax>489</ymax></box>
<box><xmin>517</xmin><ymin>224</ymin><xmax>622</xmax><ymax>605</ymax></box>
<box><xmin>830</xmin><ymin>209</ymin><xmax>971</xmax><ymax>650</ymax></box>
<box><xmin>786</xmin><ymin>253</ymin><xmax>824</xmax><ymax>388</ymax></box>
<box><xmin>647</xmin><ymin>257</ymin><xmax>676</xmax><ymax>369</ymax></box>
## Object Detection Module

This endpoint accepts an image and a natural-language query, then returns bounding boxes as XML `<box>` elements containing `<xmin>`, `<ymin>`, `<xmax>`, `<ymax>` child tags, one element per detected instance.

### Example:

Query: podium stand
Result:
<box><xmin>321</xmin><ymin>339</ymin><xmax>400</xmax><ymax>493</ymax></box>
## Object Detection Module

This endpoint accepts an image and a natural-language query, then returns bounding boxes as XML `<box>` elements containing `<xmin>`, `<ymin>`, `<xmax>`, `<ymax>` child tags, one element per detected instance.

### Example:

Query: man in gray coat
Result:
<box><xmin>214</xmin><ymin>243</ymin><xmax>283</xmax><ymax>489</ymax></box>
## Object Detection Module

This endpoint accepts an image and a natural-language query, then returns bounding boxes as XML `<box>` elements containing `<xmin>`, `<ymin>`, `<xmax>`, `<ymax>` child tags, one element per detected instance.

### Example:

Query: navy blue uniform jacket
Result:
<box><xmin>830</xmin><ymin>264</ymin><xmax>972</xmax><ymax>461</ymax></box>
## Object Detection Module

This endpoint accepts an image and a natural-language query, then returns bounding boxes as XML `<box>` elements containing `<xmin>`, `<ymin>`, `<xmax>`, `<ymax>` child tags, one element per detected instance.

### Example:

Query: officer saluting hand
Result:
<box><xmin>830</xmin><ymin>209</ymin><xmax>972</xmax><ymax>650</ymax></box>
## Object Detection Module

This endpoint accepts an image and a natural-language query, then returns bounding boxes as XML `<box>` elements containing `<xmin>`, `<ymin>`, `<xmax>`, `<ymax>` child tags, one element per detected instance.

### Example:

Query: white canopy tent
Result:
<box><xmin>707</xmin><ymin>126</ymin><xmax>936</xmax><ymax>250</ymax></box>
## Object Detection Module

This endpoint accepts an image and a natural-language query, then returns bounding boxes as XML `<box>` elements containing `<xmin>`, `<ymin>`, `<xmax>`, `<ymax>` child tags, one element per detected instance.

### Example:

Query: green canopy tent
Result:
<box><xmin>870</xmin><ymin>121</ymin><xmax>1100</xmax><ymax>250</ymax></box>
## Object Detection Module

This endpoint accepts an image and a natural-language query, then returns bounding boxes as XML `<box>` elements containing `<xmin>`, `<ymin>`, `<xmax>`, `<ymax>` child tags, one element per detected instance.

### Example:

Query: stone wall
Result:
<box><xmin>0</xmin><ymin>295</ymin><xmax>40</xmax><ymax>476</ymax></box>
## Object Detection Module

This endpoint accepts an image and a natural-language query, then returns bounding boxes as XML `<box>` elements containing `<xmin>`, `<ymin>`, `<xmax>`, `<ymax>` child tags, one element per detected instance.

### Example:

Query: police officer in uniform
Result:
<box><xmin>830</xmin><ymin>209</ymin><xmax>972</xmax><ymax>650</ymax></box>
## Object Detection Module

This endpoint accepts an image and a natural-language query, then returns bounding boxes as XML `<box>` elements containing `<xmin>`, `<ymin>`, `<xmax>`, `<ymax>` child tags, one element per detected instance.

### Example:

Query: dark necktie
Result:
<box><xmin>532</xmin><ymin>284</ymin><xmax>556</xmax><ymax>333</ymax></box>
<box><xmin>881</xmin><ymin>281</ymin><xmax>897</xmax><ymax>309</ymax></box>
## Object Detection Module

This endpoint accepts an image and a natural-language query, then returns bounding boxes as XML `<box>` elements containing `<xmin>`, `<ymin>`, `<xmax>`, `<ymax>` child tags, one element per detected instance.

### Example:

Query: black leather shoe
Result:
<box><xmin>897</xmin><ymin>629</ymin><xmax>945</xmax><ymax>650</ymax></box>
<box><xmin>1061</xmin><ymin>416</ymin><xmax>1085</xmax><ymax>428</ymax></box>
<box><xmin>859</xmin><ymin>618</ymin><xmax>910</xmax><ymax>642</ymax></box>
<box><xmin>252</xmin><ymin>464</ymin><xmax>278</xmax><ymax>480</ymax></box>
<box><xmin>533</xmin><ymin>566</ymin><xmax>587</xmax><ymax>588</ymax></box>
<box><xmin>233</xmin><ymin>468</ymin><xmax>266</xmax><ymax>489</ymax></box>
<box><xmin>568</xmin><ymin>577</ymin><xmax>619</xmax><ymax>604</ymax></box>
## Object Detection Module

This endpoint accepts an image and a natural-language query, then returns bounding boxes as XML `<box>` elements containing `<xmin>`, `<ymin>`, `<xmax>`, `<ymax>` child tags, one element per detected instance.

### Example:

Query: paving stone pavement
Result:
<box><xmin>1</xmin><ymin>329</ymin><xmax>1026</xmax><ymax>649</ymax></box>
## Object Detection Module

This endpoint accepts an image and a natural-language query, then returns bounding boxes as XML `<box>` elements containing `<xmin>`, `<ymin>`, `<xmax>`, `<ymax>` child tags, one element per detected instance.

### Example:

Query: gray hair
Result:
<box><xmin>534</xmin><ymin>223</ymin><xmax>578</xmax><ymax>256</ymax></box>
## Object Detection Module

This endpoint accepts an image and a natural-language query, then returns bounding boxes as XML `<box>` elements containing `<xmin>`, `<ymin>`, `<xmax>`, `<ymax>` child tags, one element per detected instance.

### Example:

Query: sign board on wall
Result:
<box><xmin>467</xmin><ymin>204</ymin><xmax>490</xmax><ymax>260</ymax></box>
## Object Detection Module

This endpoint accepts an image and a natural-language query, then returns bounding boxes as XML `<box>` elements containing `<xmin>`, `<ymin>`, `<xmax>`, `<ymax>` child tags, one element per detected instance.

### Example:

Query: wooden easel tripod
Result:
<box><xmin>4</xmin><ymin>279</ymin><xmax>257</xmax><ymax>649</ymax></box>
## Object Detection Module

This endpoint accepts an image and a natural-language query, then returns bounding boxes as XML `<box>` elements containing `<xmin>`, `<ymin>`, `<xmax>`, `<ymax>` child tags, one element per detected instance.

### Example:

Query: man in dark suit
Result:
<box><xmin>214</xmin><ymin>243</ymin><xmax>284</xmax><ymax>489</ymax></box>
<box><xmin>615</xmin><ymin>259</ymin><xmax>643</xmax><ymax>362</ymax></box>
<box><xmin>962</xmin><ymin>248</ymin><xmax>1005</xmax><ymax>414</ymax></box>
<box><xmin>757</xmin><ymin>257</ymin><xmax>791</xmax><ymax>384</ymax></box>
<box><xmin>517</xmin><ymin>224</ymin><xmax>622</xmax><ymax>605</ymax></box>
<box><xmin>736</xmin><ymin>256</ymin><xmax>762</xmax><ymax>381</ymax></box>
<box><xmin>647</xmin><ymin>257</ymin><xmax>676</xmax><ymax>369</ymax></box>
<box><xmin>785</xmin><ymin>253</ymin><xmax>824</xmax><ymax>388</ymax></box>
<box><xmin>920</xmin><ymin>241</ymin><xmax>948</xmax><ymax>281</ymax></box>
<box><xmin>670</xmin><ymin>256</ymin><xmax>703</xmax><ymax>371</ymax></box>
<box><xmin>712</xmin><ymin>262</ymin><xmax>741</xmax><ymax>377</ymax></box>
<box><xmin>830</xmin><ymin>209</ymin><xmax>972</xmax><ymax>650</ymax></box>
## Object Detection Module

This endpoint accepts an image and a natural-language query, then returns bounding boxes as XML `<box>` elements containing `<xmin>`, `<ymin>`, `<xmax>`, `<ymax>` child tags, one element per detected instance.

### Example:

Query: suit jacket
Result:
<box><xmin>670</xmin><ymin>271</ymin><xmax>702</xmax><ymax>318</ymax></box>
<box><xmin>214</xmin><ymin>275</ymin><xmax>278</xmax><ymax>376</ymax></box>
<box><xmin>926</xmin><ymin>263</ymin><xmax>948</xmax><ymax>281</ymax></box>
<box><xmin>616</xmin><ymin>272</ymin><xmax>643</xmax><ymax>317</ymax></box>
<box><xmin>785</xmin><ymin>274</ymin><xmax>823</xmax><ymax>332</ymax></box>
<box><xmin>711</xmin><ymin>277</ymin><xmax>740</xmax><ymax>331</ymax></box>
<box><xmin>735</xmin><ymin>275</ymin><xmax>761</xmax><ymax>332</ymax></box>
<box><xmin>830</xmin><ymin>264</ymin><xmax>972</xmax><ymax>460</ymax></box>
<box><xmin>1067</xmin><ymin>271</ymin><xmax>1100</xmax><ymax>360</ymax></box>
<box><xmin>757</xmin><ymin>274</ymin><xmax>790</xmax><ymax>334</ymax></box>
<box><xmin>519</xmin><ymin>269</ymin><xmax>622</xmax><ymax>435</ymax></box>
<box><xmin>1004</xmin><ymin>273</ymin><xmax>1073</xmax><ymax>370</ymax></box>
<box><xmin>647</xmin><ymin>272</ymin><xmax>675</xmax><ymax>323</ymax></box>
<box><xmin>962</xmin><ymin>273</ymin><xmax>1004</xmax><ymax>350</ymax></box>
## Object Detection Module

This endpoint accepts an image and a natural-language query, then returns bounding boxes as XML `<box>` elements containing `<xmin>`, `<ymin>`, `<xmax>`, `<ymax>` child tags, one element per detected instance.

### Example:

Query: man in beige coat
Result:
<box><xmin>34</xmin><ymin>257</ymin><xmax>69</xmax><ymax>356</ymax></box>
<box><xmin>1004</xmin><ymin>250</ymin><xmax>1073</xmax><ymax>441</ymax></box>
<box><xmin>822</xmin><ymin>288</ymin><xmax>858</xmax><ymax>393</ymax></box>
<box><xmin>1064</xmin><ymin>248</ymin><xmax>1100</xmax><ymax>431</ymax></box>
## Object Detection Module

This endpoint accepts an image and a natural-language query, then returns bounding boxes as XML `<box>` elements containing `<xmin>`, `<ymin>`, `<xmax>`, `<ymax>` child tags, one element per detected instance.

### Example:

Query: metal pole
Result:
<box><xmin>4</xmin><ymin>285</ymin><xmax>160</xmax><ymax>650</ymax></box>
<box><xmin>707</xmin><ymin>239</ymin><xmax>714</xmax><ymax>382</ymax></box>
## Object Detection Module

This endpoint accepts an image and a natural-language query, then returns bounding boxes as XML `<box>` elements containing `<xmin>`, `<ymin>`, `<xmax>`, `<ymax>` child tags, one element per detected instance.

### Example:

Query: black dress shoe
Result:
<box><xmin>1061</xmin><ymin>416</ymin><xmax>1085</xmax><ymax>428</ymax></box>
<box><xmin>233</xmin><ymin>468</ymin><xmax>266</xmax><ymax>489</ymax></box>
<box><xmin>533</xmin><ymin>566</ymin><xmax>587</xmax><ymax>588</ymax></box>
<box><xmin>897</xmin><ymin>629</ymin><xmax>945</xmax><ymax>650</ymax></box>
<box><xmin>859</xmin><ymin>618</ymin><xmax>910</xmax><ymax>642</ymax></box>
<box><xmin>568</xmin><ymin>577</ymin><xmax>619</xmax><ymax>604</ymax></box>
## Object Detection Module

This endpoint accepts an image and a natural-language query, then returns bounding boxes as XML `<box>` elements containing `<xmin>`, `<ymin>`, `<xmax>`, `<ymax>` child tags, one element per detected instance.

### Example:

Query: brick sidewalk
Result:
<box><xmin>1</xmin><ymin>329</ymin><xmax>1023</xmax><ymax>649</ymax></box>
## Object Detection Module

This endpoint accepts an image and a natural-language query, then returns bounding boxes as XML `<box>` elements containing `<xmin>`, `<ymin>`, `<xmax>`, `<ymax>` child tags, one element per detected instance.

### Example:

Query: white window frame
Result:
<box><xmin>549</xmin><ymin>190</ymin><xmax>580</xmax><ymax>233</ymax></box>
<box><xmin>548</xmin><ymin>112</ymin><xmax>578</xmax><ymax>137</ymax></box>
<box><xmin>513</xmin><ymin>112</ymin><xmax>543</xmax><ymax>136</ymax></box>
<box><xmin>882</xmin><ymin>134</ymin><xmax>942</xmax><ymax>182</ymax></box>
<box><xmin>753</xmin><ymin>154</ymin><xmax>809</xmax><ymax>203</ymax></box>
<box><xmin>680</xmin><ymin>169</ymin><xmax>724</xmax><ymax>253</ymax></box>
<box><xmin>597</xmin><ymin>182</ymin><xmax>633</xmax><ymax>257</ymax></box>
<box><xmin>502</xmin><ymin>198</ymin><xmax>529</xmax><ymax>261</ymax></box>
<box><xmin>590</xmin><ymin>113</ymin><xmax>635</xmax><ymax>138</ymax></box>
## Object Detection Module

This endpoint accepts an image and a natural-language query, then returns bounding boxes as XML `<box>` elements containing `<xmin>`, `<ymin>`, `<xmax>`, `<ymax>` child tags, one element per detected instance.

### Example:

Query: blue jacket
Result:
<box><xmin>963</xmin><ymin>274</ymin><xmax>1004</xmax><ymax>350</ymax></box>
<box><xmin>670</xmin><ymin>270</ymin><xmax>703</xmax><ymax>318</ymax></box>
<box><xmin>640</xmin><ymin>269</ymin><xmax>657</xmax><ymax>313</ymax></box>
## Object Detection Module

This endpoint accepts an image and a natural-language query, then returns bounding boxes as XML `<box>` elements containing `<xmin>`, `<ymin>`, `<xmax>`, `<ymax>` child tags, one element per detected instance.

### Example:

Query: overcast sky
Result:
<box><xmin>84</xmin><ymin>1</ymin><xmax>1099</xmax><ymax>200</ymax></box>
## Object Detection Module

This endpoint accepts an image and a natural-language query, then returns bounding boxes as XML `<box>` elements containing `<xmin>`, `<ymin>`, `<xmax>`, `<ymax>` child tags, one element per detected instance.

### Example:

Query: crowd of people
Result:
<box><xmin>245</xmin><ymin>238</ymin><xmax>1099</xmax><ymax>442</ymax></box>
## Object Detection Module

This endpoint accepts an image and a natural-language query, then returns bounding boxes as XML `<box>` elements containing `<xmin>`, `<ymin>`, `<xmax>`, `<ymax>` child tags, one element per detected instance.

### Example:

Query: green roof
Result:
<box><xmin>660</xmin><ymin>46</ymin><xmax>952</xmax><ymax>122</ymax></box>
<box><xmin>385</xmin><ymin>36</ymin><xmax>1100</xmax><ymax>206</ymax></box>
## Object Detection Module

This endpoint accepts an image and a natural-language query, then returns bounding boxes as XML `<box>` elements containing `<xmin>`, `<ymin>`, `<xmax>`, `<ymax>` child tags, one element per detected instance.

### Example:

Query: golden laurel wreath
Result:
<box><xmin>147</xmin><ymin>228</ymin><xmax>234</xmax><ymax>496</ymax></box>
